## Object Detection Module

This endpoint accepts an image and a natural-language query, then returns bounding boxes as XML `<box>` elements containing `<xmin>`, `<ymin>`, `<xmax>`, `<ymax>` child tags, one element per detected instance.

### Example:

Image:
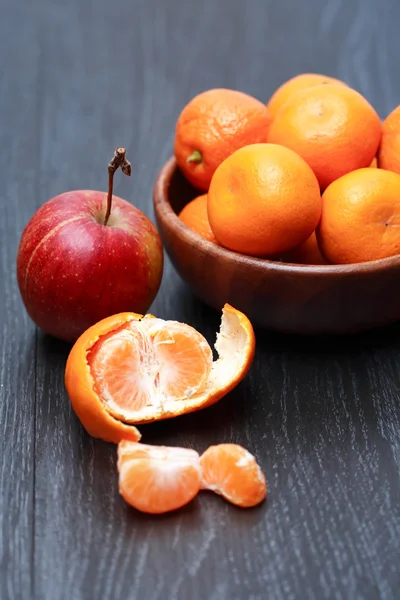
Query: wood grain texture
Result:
<box><xmin>0</xmin><ymin>3</ymin><xmax>42</xmax><ymax>598</ymax></box>
<box><xmin>1</xmin><ymin>0</ymin><xmax>400</xmax><ymax>599</ymax></box>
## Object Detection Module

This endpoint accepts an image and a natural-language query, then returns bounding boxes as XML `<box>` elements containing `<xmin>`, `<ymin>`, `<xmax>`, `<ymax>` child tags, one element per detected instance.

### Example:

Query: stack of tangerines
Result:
<box><xmin>176</xmin><ymin>74</ymin><xmax>400</xmax><ymax>265</ymax></box>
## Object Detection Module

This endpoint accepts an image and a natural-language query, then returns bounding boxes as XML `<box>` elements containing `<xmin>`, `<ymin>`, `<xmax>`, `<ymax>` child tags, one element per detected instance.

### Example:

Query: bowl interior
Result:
<box><xmin>168</xmin><ymin>165</ymin><xmax>200</xmax><ymax>215</ymax></box>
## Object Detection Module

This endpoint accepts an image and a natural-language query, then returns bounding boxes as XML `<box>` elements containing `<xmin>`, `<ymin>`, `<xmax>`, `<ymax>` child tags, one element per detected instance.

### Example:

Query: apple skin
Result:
<box><xmin>17</xmin><ymin>190</ymin><xmax>163</xmax><ymax>342</ymax></box>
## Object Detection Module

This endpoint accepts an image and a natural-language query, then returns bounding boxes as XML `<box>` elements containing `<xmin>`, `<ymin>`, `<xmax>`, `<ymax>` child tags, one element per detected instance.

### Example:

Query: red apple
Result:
<box><xmin>17</xmin><ymin>148</ymin><xmax>163</xmax><ymax>342</ymax></box>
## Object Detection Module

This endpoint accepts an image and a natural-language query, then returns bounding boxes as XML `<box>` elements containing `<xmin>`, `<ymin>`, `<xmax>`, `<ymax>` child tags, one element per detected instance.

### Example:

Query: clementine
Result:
<box><xmin>178</xmin><ymin>194</ymin><xmax>218</xmax><ymax>243</ymax></box>
<box><xmin>207</xmin><ymin>143</ymin><xmax>322</xmax><ymax>256</ymax></box>
<box><xmin>268</xmin><ymin>84</ymin><xmax>381</xmax><ymax>189</ymax></box>
<box><xmin>174</xmin><ymin>88</ymin><xmax>272</xmax><ymax>191</ymax></box>
<box><xmin>65</xmin><ymin>304</ymin><xmax>255</xmax><ymax>443</ymax></box>
<box><xmin>378</xmin><ymin>105</ymin><xmax>400</xmax><ymax>174</ymax></box>
<box><xmin>369</xmin><ymin>156</ymin><xmax>378</xmax><ymax>168</ymax></box>
<box><xmin>280</xmin><ymin>231</ymin><xmax>327</xmax><ymax>265</ymax></box>
<box><xmin>267</xmin><ymin>72</ymin><xmax>346</xmax><ymax>119</ymax></box>
<box><xmin>318</xmin><ymin>167</ymin><xmax>400</xmax><ymax>264</ymax></box>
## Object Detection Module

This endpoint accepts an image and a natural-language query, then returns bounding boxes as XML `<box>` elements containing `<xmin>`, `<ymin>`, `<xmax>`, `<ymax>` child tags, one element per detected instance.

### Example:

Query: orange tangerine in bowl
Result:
<box><xmin>268</xmin><ymin>84</ymin><xmax>381</xmax><ymax>190</ymax></box>
<box><xmin>174</xmin><ymin>88</ymin><xmax>272</xmax><ymax>191</ymax></box>
<box><xmin>318</xmin><ymin>167</ymin><xmax>400</xmax><ymax>264</ymax></box>
<box><xmin>178</xmin><ymin>194</ymin><xmax>218</xmax><ymax>243</ymax></box>
<box><xmin>267</xmin><ymin>72</ymin><xmax>346</xmax><ymax>119</ymax></box>
<box><xmin>280</xmin><ymin>232</ymin><xmax>327</xmax><ymax>265</ymax></box>
<box><xmin>207</xmin><ymin>143</ymin><xmax>322</xmax><ymax>256</ymax></box>
<box><xmin>378</xmin><ymin>105</ymin><xmax>400</xmax><ymax>174</ymax></box>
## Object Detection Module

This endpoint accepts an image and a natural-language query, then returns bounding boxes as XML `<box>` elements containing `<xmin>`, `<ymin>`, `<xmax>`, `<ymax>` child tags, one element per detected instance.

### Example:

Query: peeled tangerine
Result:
<box><xmin>117</xmin><ymin>441</ymin><xmax>267</xmax><ymax>514</ymax></box>
<box><xmin>65</xmin><ymin>304</ymin><xmax>255</xmax><ymax>444</ymax></box>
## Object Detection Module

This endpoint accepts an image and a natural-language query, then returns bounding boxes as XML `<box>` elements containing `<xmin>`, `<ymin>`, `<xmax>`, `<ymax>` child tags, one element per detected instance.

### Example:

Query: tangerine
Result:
<box><xmin>207</xmin><ymin>143</ymin><xmax>321</xmax><ymax>256</ymax></box>
<box><xmin>378</xmin><ymin>106</ymin><xmax>400</xmax><ymax>174</ymax></box>
<box><xmin>174</xmin><ymin>88</ymin><xmax>271</xmax><ymax>191</ymax></box>
<box><xmin>268</xmin><ymin>84</ymin><xmax>381</xmax><ymax>189</ymax></box>
<box><xmin>318</xmin><ymin>167</ymin><xmax>400</xmax><ymax>263</ymax></box>
<box><xmin>280</xmin><ymin>231</ymin><xmax>327</xmax><ymax>265</ymax></box>
<box><xmin>267</xmin><ymin>72</ymin><xmax>346</xmax><ymax>119</ymax></box>
<box><xmin>179</xmin><ymin>194</ymin><xmax>218</xmax><ymax>243</ymax></box>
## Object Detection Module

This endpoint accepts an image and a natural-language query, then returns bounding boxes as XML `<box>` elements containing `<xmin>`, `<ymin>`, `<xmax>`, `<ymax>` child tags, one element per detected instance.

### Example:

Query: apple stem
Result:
<box><xmin>104</xmin><ymin>147</ymin><xmax>132</xmax><ymax>226</ymax></box>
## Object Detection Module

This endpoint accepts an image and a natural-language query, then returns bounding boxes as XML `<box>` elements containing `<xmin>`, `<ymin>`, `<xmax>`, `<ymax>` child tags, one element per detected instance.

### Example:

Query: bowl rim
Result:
<box><xmin>154</xmin><ymin>156</ymin><xmax>400</xmax><ymax>277</ymax></box>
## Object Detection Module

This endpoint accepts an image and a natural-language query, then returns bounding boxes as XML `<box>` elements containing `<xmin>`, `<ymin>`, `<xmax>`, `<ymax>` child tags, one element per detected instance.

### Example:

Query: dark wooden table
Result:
<box><xmin>2</xmin><ymin>0</ymin><xmax>400</xmax><ymax>598</ymax></box>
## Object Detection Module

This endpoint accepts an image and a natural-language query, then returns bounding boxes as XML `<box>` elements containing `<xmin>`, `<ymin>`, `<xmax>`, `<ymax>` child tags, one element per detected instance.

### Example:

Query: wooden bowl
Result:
<box><xmin>153</xmin><ymin>157</ymin><xmax>400</xmax><ymax>335</ymax></box>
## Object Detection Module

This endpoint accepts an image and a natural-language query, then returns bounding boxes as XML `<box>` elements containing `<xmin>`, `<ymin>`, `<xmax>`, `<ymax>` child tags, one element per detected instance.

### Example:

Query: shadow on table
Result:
<box><xmin>173</xmin><ymin>282</ymin><xmax>400</xmax><ymax>357</ymax></box>
<box><xmin>119</xmin><ymin>491</ymin><xmax>267</xmax><ymax>527</ymax></box>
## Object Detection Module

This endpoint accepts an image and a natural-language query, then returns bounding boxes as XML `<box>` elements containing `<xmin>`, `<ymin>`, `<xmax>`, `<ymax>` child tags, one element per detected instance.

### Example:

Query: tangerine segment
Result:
<box><xmin>64</xmin><ymin>312</ymin><xmax>145</xmax><ymax>444</ymax></box>
<box><xmin>90</xmin><ymin>326</ymin><xmax>150</xmax><ymax>414</ymax></box>
<box><xmin>65</xmin><ymin>304</ymin><xmax>255</xmax><ymax>441</ymax></box>
<box><xmin>152</xmin><ymin>321</ymin><xmax>213</xmax><ymax>398</ymax></box>
<box><xmin>200</xmin><ymin>444</ymin><xmax>266</xmax><ymax>508</ymax></box>
<box><xmin>117</xmin><ymin>441</ymin><xmax>201</xmax><ymax>514</ymax></box>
